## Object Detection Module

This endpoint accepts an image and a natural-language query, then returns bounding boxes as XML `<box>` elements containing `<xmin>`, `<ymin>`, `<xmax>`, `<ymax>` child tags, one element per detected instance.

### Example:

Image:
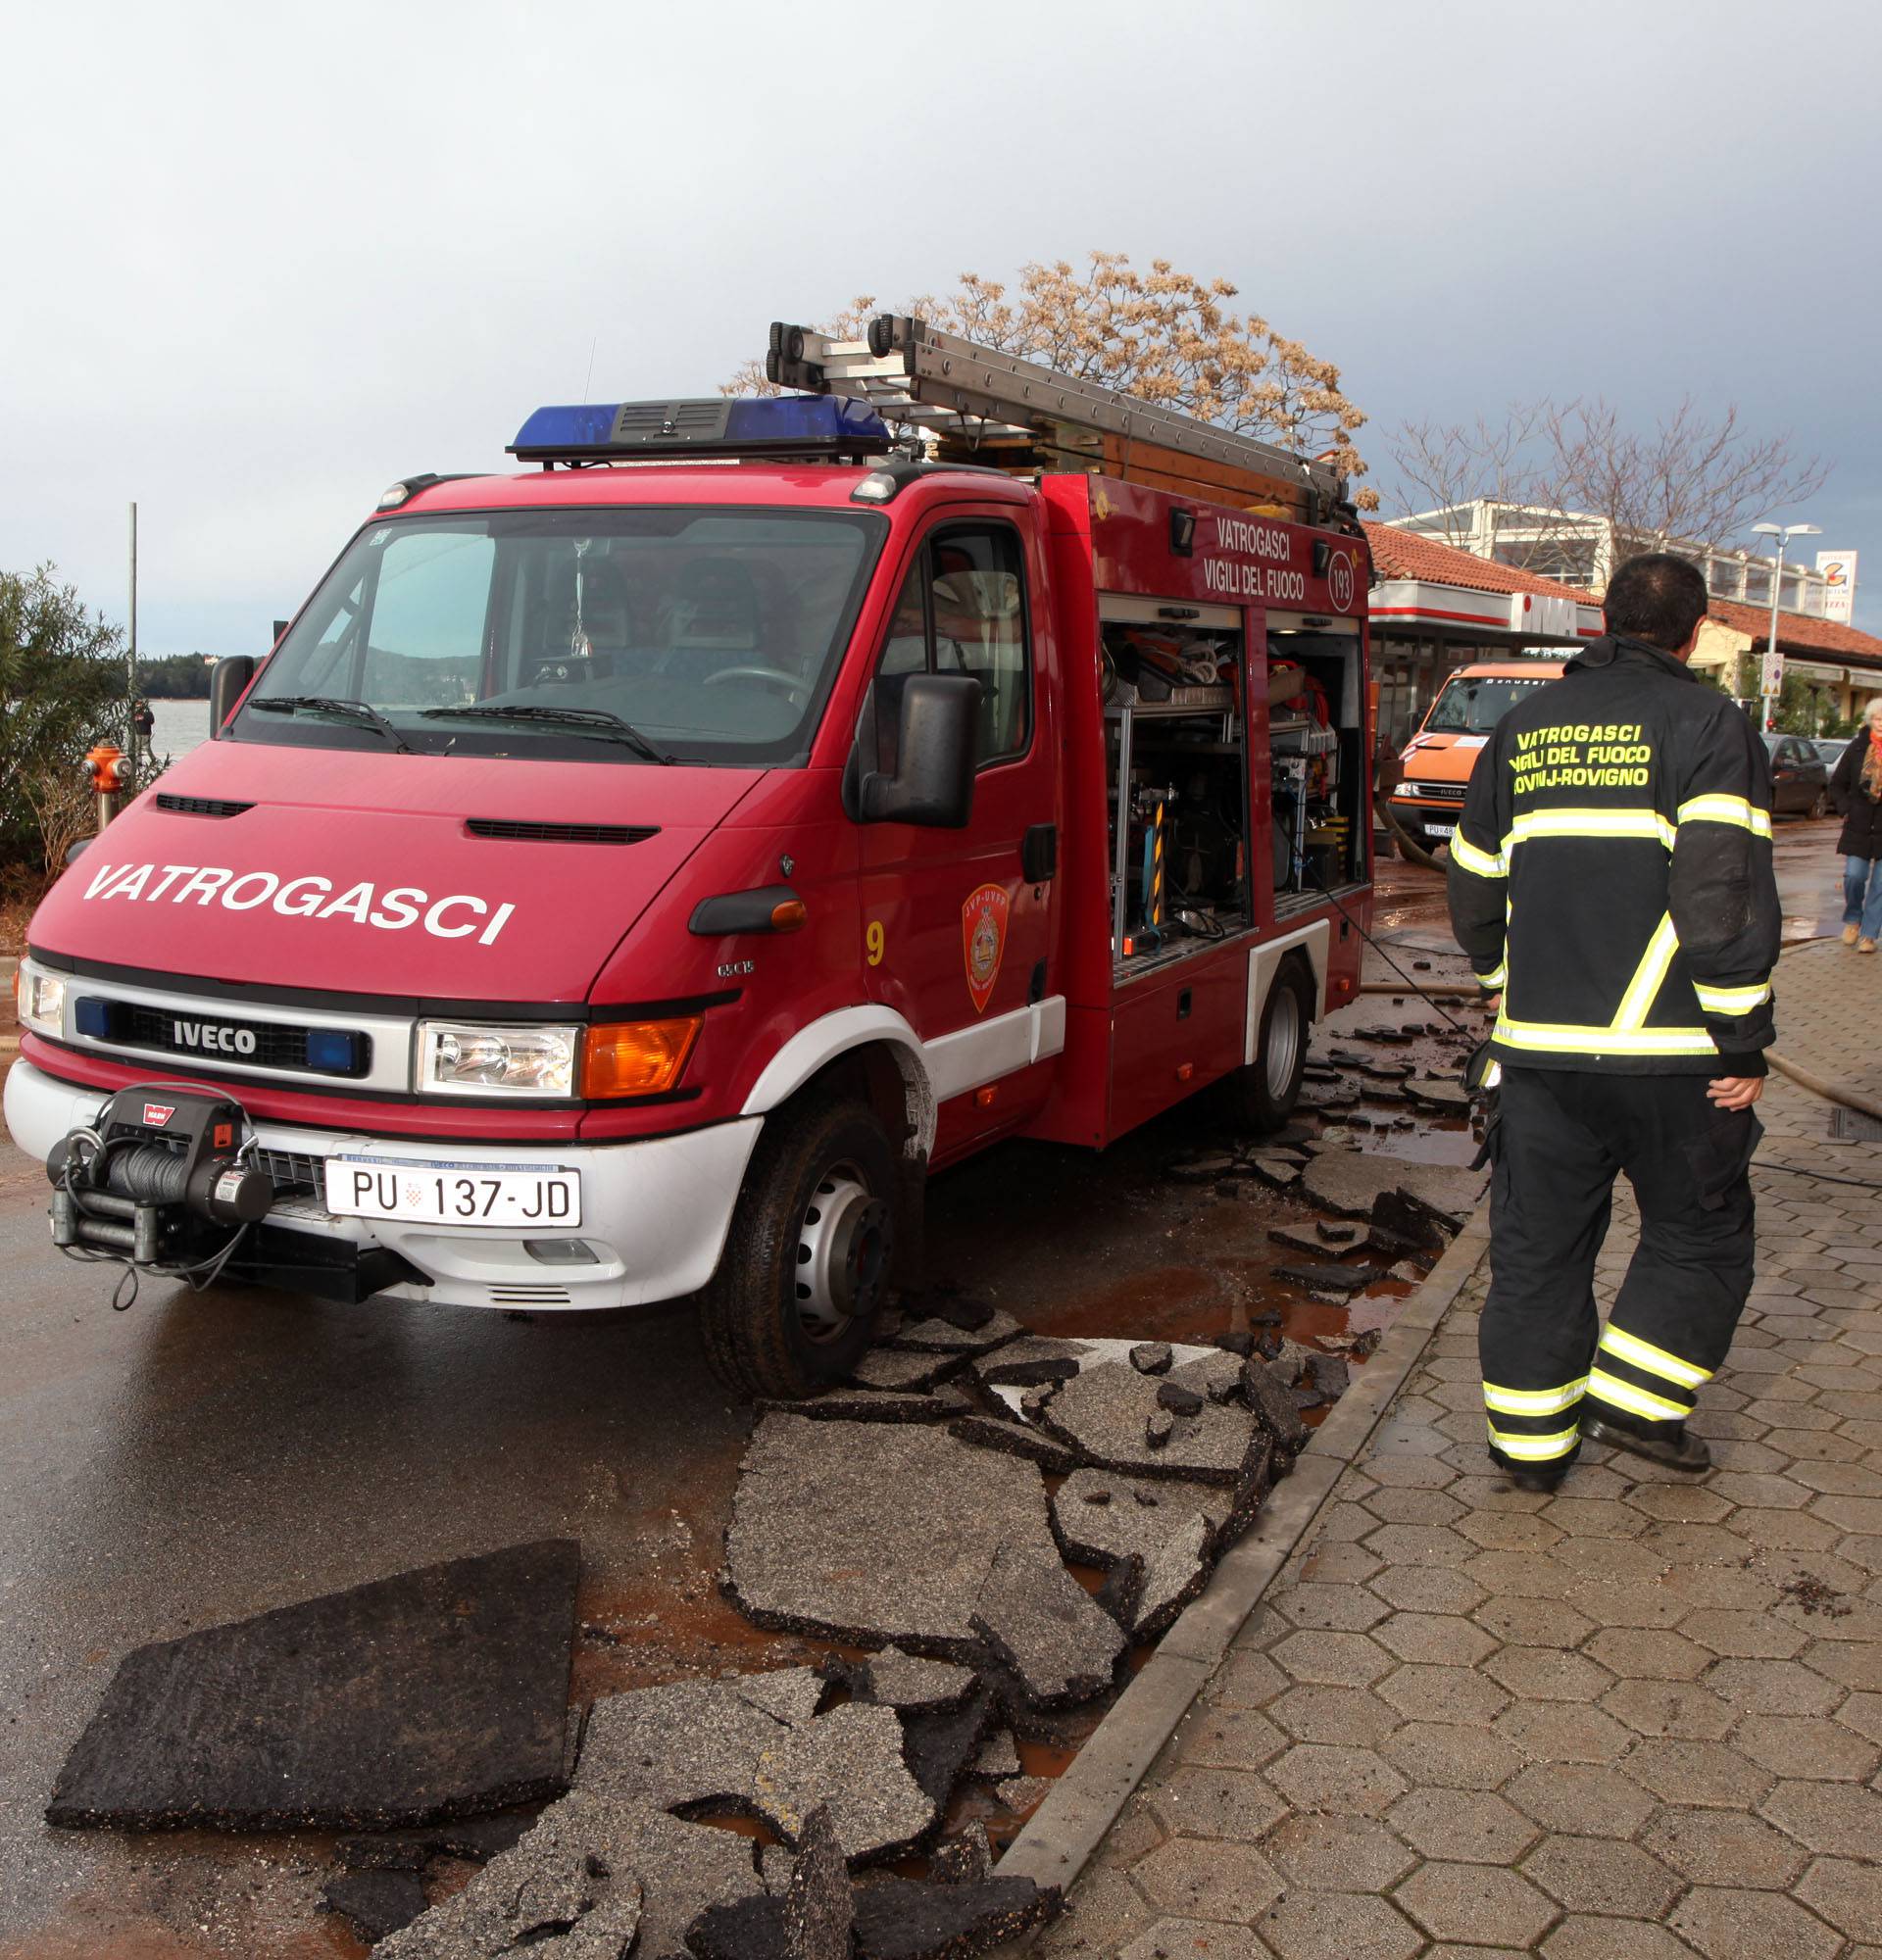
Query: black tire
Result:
<box><xmin>1231</xmin><ymin>959</ymin><xmax>1312</xmax><ymax>1133</ymax></box>
<box><xmin>698</xmin><ymin>1095</ymin><xmax>897</xmax><ymax>1399</ymax></box>
<box><xmin>1809</xmin><ymin>788</ymin><xmax>1832</xmax><ymax>821</ymax></box>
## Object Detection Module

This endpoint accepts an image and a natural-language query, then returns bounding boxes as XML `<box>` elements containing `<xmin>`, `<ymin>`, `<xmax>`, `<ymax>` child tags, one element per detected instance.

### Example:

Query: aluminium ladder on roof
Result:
<box><xmin>766</xmin><ymin>313</ymin><xmax>1346</xmax><ymax>515</ymax></box>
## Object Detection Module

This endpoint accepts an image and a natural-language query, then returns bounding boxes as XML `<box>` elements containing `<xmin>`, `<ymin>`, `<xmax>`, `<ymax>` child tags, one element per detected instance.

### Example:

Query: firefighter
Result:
<box><xmin>1448</xmin><ymin>555</ymin><xmax>1779</xmax><ymax>1491</ymax></box>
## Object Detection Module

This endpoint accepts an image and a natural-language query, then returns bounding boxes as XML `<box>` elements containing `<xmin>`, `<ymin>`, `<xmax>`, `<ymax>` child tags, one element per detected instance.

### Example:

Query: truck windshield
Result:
<box><xmin>1424</xmin><ymin>673</ymin><xmax>1552</xmax><ymax>735</ymax></box>
<box><xmin>232</xmin><ymin>507</ymin><xmax>883</xmax><ymax>765</ymax></box>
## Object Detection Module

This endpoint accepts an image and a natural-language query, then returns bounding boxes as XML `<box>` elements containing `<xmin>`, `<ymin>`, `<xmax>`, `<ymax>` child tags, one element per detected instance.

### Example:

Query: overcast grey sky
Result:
<box><xmin>6</xmin><ymin>0</ymin><xmax>1879</xmax><ymax>652</ymax></box>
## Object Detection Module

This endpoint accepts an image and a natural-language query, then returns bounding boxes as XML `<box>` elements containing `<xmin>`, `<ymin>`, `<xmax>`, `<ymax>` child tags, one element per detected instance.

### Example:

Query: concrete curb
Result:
<box><xmin>993</xmin><ymin>1199</ymin><xmax>1494</xmax><ymax>1911</ymax></box>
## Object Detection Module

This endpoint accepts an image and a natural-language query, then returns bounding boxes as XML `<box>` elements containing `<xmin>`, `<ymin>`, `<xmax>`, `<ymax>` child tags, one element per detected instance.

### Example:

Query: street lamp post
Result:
<box><xmin>1750</xmin><ymin>520</ymin><xmax>1820</xmax><ymax>730</ymax></box>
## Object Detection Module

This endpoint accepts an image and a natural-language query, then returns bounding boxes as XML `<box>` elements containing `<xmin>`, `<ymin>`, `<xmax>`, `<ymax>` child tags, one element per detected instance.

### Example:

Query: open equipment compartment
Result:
<box><xmin>1101</xmin><ymin>599</ymin><xmax>1251</xmax><ymax>971</ymax></box>
<box><xmin>1267</xmin><ymin>620</ymin><xmax>1367</xmax><ymax>909</ymax></box>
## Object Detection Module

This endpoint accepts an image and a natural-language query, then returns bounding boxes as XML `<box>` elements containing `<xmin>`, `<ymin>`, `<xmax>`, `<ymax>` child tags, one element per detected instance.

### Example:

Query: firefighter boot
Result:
<box><xmin>1582</xmin><ymin>1416</ymin><xmax>1711</xmax><ymax>1472</ymax></box>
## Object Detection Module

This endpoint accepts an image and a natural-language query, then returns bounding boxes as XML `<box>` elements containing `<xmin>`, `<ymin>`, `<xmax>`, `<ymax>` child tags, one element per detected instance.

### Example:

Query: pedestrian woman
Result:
<box><xmin>1831</xmin><ymin>698</ymin><xmax>1882</xmax><ymax>953</ymax></box>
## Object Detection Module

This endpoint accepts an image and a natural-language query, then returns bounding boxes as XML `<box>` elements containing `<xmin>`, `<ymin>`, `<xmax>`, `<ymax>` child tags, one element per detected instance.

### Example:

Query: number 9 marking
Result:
<box><xmin>866</xmin><ymin>920</ymin><xmax>886</xmax><ymax>966</ymax></box>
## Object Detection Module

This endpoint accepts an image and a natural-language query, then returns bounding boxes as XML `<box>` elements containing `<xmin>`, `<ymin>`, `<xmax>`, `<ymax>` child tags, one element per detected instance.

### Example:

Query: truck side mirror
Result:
<box><xmin>858</xmin><ymin>672</ymin><xmax>979</xmax><ymax>828</ymax></box>
<box><xmin>210</xmin><ymin>657</ymin><xmax>257</xmax><ymax>731</ymax></box>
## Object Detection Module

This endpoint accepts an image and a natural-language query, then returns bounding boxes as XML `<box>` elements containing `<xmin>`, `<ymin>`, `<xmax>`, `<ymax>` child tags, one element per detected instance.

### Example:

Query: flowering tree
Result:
<box><xmin>732</xmin><ymin>253</ymin><xmax>1376</xmax><ymax>506</ymax></box>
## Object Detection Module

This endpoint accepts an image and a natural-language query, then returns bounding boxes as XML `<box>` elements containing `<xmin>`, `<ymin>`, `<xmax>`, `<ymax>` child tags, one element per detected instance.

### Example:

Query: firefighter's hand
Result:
<box><xmin>1707</xmin><ymin>1075</ymin><xmax>1764</xmax><ymax>1111</ymax></box>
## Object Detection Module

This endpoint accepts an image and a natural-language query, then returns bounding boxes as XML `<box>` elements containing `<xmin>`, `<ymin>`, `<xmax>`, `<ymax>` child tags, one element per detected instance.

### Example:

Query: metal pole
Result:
<box><xmin>1763</xmin><ymin>524</ymin><xmax>1785</xmax><ymax>732</ymax></box>
<box><xmin>127</xmin><ymin>501</ymin><xmax>138</xmax><ymax>770</ymax></box>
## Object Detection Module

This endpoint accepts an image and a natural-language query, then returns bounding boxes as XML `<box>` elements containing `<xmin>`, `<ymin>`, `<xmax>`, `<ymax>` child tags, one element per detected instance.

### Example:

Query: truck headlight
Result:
<box><xmin>419</xmin><ymin>1021</ymin><xmax>581</xmax><ymax>1097</ymax></box>
<box><xmin>16</xmin><ymin>961</ymin><xmax>67</xmax><ymax>1038</ymax></box>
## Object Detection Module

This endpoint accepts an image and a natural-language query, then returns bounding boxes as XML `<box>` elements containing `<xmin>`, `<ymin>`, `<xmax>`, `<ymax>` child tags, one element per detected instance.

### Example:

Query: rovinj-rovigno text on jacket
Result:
<box><xmin>1448</xmin><ymin>634</ymin><xmax>1781</xmax><ymax>1074</ymax></box>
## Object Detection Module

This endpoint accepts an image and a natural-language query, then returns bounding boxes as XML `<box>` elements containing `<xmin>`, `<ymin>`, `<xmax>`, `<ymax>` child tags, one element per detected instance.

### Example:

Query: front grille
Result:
<box><xmin>467</xmin><ymin>818</ymin><xmax>657</xmax><ymax>845</ymax></box>
<box><xmin>1402</xmin><ymin>782</ymin><xmax>1466</xmax><ymax>803</ymax></box>
<box><xmin>252</xmin><ymin>1147</ymin><xmax>326</xmax><ymax>1194</ymax></box>
<box><xmin>115</xmin><ymin>1005</ymin><xmax>371</xmax><ymax>1078</ymax></box>
<box><xmin>156</xmin><ymin>794</ymin><xmax>255</xmax><ymax>817</ymax></box>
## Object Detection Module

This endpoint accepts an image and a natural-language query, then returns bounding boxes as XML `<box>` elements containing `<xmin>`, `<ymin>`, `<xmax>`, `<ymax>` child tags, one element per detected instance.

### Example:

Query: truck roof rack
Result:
<box><xmin>767</xmin><ymin>313</ymin><xmax>1346</xmax><ymax>525</ymax></box>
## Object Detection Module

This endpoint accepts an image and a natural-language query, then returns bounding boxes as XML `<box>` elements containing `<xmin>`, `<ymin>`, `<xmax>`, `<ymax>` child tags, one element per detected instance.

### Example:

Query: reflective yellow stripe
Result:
<box><xmin>1451</xmin><ymin>833</ymin><xmax>1506</xmax><ymax>879</ymax></box>
<box><xmin>1493</xmin><ymin>1015</ymin><xmax>1717</xmax><ymax>1056</ymax></box>
<box><xmin>1612</xmin><ymin>912</ymin><xmax>1680</xmax><ymax>1032</ymax></box>
<box><xmin>1694</xmin><ymin>980</ymin><xmax>1771</xmax><ymax>1013</ymax></box>
<box><xmin>1587</xmin><ymin>1369</ymin><xmax>1691</xmax><ymax>1422</ymax></box>
<box><xmin>1478</xmin><ymin>963</ymin><xmax>1508</xmax><ymax>989</ymax></box>
<box><xmin>1600</xmin><ymin>1323</ymin><xmax>1710</xmax><ymax>1389</ymax></box>
<box><xmin>1678</xmin><ymin>793</ymin><xmax>1772</xmax><ymax>839</ymax></box>
<box><xmin>1484</xmin><ymin>1378</ymin><xmax>1588</xmax><ymax>1415</ymax></box>
<box><xmin>1487</xmin><ymin>1420</ymin><xmax>1580</xmax><ymax>1460</ymax></box>
<box><xmin>1505</xmin><ymin>808</ymin><xmax>1677</xmax><ymax>854</ymax></box>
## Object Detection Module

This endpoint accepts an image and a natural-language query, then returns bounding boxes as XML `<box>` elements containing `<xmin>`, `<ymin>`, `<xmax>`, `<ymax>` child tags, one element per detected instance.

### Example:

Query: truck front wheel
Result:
<box><xmin>698</xmin><ymin>1096</ymin><xmax>896</xmax><ymax>1399</ymax></box>
<box><xmin>1231</xmin><ymin>960</ymin><xmax>1312</xmax><ymax>1133</ymax></box>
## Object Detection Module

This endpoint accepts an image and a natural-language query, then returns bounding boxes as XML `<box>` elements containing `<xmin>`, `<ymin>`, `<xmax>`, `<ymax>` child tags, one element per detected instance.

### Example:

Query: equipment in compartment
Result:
<box><xmin>1268</xmin><ymin>630</ymin><xmax>1364</xmax><ymax>898</ymax></box>
<box><xmin>1103</xmin><ymin>617</ymin><xmax>1250</xmax><ymax>961</ymax></box>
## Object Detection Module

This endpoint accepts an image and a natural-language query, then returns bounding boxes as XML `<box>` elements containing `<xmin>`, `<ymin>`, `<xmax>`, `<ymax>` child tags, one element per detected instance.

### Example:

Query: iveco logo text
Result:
<box><xmin>78</xmin><ymin>863</ymin><xmax>516</xmax><ymax>945</ymax></box>
<box><xmin>173</xmin><ymin>1020</ymin><xmax>258</xmax><ymax>1055</ymax></box>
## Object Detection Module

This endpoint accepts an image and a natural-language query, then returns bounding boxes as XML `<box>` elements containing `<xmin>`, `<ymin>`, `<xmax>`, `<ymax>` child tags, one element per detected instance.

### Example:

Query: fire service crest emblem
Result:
<box><xmin>961</xmin><ymin>884</ymin><xmax>1011</xmax><ymax>1015</ymax></box>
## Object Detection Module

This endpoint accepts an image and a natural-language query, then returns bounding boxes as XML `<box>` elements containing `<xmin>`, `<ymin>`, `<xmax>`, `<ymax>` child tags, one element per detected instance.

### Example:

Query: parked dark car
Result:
<box><xmin>1761</xmin><ymin>732</ymin><xmax>1833</xmax><ymax>818</ymax></box>
<box><xmin>1812</xmin><ymin>736</ymin><xmax>1853</xmax><ymax>771</ymax></box>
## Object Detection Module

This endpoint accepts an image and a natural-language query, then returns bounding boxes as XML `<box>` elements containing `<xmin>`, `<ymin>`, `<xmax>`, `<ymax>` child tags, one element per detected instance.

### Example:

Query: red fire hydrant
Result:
<box><xmin>86</xmin><ymin>744</ymin><xmax>126</xmax><ymax>832</ymax></box>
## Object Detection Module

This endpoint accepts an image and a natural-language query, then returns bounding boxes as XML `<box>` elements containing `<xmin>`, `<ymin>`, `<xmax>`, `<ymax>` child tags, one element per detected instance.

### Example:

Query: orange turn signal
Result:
<box><xmin>581</xmin><ymin>1016</ymin><xmax>701</xmax><ymax>1099</ymax></box>
<box><xmin>769</xmin><ymin>898</ymin><xmax>808</xmax><ymax>933</ymax></box>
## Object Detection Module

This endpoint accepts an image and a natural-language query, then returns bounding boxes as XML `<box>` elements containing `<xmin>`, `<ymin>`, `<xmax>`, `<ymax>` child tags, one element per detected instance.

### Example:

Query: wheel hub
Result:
<box><xmin>794</xmin><ymin>1162</ymin><xmax>892</xmax><ymax>1341</ymax></box>
<box><xmin>1265</xmin><ymin>985</ymin><xmax>1303</xmax><ymax>1099</ymax></box>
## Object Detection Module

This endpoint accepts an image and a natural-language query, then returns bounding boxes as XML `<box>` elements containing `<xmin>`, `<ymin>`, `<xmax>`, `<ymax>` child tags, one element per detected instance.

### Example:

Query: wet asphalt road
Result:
<box><xmin>0</xmin><ymin>820</ymin><xmax>1849</xmax><ymax>1955</ymax></box>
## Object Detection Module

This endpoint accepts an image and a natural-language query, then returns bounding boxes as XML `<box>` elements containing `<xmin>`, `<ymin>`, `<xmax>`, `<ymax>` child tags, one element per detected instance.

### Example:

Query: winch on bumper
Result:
<box><xmin>6</xmin><ymin>1058</ymin><xmax>763</xmax><ymax>1311</ymax></box>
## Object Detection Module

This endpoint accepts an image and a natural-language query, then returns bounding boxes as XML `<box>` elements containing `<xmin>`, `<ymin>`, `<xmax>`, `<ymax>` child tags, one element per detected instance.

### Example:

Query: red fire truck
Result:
<box><xmin>8</xmin><ymin>316</ymin><xmax>1374</xmax><ymax>1396</ymax></box>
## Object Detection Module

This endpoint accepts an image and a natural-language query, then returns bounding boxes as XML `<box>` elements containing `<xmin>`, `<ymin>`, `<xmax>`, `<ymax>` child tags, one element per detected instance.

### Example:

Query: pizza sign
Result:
<box><xmin>961</xmin><ymin>884</ymin><xmax>1011</xmax><ymax>1015</ymax></box>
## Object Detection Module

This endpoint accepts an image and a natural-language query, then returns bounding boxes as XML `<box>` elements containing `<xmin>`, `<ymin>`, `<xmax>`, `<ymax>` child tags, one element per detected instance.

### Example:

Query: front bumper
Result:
<box><xmin>4</xmin><ymin>1058</ymin><xmax>762</xmax><ymax>1311</ymax></box>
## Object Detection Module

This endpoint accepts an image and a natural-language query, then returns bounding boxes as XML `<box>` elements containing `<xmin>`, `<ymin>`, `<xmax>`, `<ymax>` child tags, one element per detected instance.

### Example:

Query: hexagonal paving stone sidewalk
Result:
<box><xmin>1035</xmin><ymin>1042</ymin><xmax>1882</xmax><ymax>1957</ymax></box>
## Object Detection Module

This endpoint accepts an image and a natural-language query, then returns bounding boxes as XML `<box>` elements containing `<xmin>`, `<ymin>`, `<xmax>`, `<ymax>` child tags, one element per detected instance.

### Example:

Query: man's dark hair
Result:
<box><xmin>1604</xmin><ymin>553</ymin><xmax>1709</xmax><ymax>652</ymax></box>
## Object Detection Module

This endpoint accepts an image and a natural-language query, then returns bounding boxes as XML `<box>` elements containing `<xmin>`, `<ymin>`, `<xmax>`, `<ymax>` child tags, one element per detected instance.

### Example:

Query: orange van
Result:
<box><xmin>1386</xmin><ymin>658</ymin><xmax>1566</xmax><ymax>852</ymax></box>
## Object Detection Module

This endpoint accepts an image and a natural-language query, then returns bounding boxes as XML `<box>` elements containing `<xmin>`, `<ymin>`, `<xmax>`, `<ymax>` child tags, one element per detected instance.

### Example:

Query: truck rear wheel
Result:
<box><xmin>698</xmin><ymin>1095</ymin><xmax>896</xmax><ymax>1399</ymax></box>
<box><xmin>1231</xmin><ymin>960</ymin><xmax>1312</xmax><ymax>1133</ymax></box>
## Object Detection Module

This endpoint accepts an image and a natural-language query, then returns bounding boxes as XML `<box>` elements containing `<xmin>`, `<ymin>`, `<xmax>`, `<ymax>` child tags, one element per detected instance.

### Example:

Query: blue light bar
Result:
<box><xmin>508</xmin><ymin>395</ymin><xmax>892</xmax><ymax>464</ymax></box>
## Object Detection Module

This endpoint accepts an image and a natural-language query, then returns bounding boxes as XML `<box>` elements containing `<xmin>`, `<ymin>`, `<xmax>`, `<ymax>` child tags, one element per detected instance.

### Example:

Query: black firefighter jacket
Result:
<box><xmin>1447</xmin><ymin>635</ymin><xmax>1781</xmax><ymax>1075</ymax></box>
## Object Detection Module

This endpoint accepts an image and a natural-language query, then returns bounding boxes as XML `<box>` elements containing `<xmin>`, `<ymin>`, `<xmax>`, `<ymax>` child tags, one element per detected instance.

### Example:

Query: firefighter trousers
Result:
<box><xmin>1480</xmin><ymin>1066</ymin><xmax>1760</xmax><ymax>1468</ymax></box>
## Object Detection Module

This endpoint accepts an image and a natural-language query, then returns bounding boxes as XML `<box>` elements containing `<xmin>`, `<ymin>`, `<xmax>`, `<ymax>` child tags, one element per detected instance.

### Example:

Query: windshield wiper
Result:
<box><xmin>248</xmin><ymin>695</ymin><xmax>413</xmax><ymax>753</ymax></box>
<box><xmin>419</xmin><ymin>703</ymin><xmax>673</xmax><ymax>764</ymax></box>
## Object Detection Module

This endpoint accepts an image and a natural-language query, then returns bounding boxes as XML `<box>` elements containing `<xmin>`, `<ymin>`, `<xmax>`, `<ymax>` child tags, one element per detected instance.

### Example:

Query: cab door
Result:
<box><xmin>858</xmin><ymin>513</ymin><xmax>1060</xmax><ymax>1152</ymax></box>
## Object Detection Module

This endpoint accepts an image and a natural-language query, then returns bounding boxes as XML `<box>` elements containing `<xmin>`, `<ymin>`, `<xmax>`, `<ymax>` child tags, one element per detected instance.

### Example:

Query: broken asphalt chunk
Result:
<box><xmin>887</xmin><ymin>1310</ymin><xmax>1024</xmax><ymax>1356</ymax></box>
<box><xmin>863</xmin><ymin>1646</ymin><xmax>976</xmax><ymax>1715</ymax></box>
<box><xmin>727</xmin><ymin>1418</ymin><xmax>1075</xmax><ymax>1655</ymax></box>
<box><xmin>381</xmin><ymin>1793</ymin><xmax>728</xmax><ymax>1960</ymax></box>
<box><xmin>944</xmin><ymin>1414</ymin><xmax>1083</xmax><ymax>1476</ymax></box>
<box><xmin>970</xmin><ymin>1336</ymin><xmax>1087</xmax><ymax>1389</ymax></box>
<box><xmin>1042</xmin><ymin>1361</ymin><xmax>1255</xmax><ymax>1484</ymax></box>
<box><xmin>1273</xmin><ymin>1260</ymin><xmax>1382</xmax><ymax>1296</ymax></box>
<box><xmin>577</xmin><ymin>1668</ymin><xmax>823</xmax><ymax>1816</ymax></box>
<box><xmin>1051</xmin><ymin>1470</ymin><xmax>1224</xmax><ymax>1637</ymax></box>
<box><xmin>756</xmin><ymin>1385</ymin><xmax>969</xmax><ymax>1425</ymax></box>
<box><xmin>782</xmin><ymin>1805</ymin><xmax>854</xmax><ymax>1960</ymax></box>
<box><xmin>852</xmin><ymin>1348</ymin><xmax>963</xmax><ymax>1393</ymax></box>
<box><xmin>849</xmin><ymin>1875</ymin><xmax>1064</xmax><ymax>1960</ymax></box>
<box><xmin>901</xmin><ymin>1681</ymin><xmax>997</xmax><ymax>1810</ymax></box>
<box><xmin>322</xmin><ymin>1868</ymin><xmax>429</xmax><ymax>1943</ymax></box>
<box><xmin>968</xmin><ymin>1543</ymin><xmax>1125</xmax><ymax>1707</ymax></box>
<box><xmin>47</xmin><ymin>1540</ymin><xmax>578</xmax><ymax>1833</ymax></box>
<box><xmin>1156</xmin><ymin>1381</ymin><xmax>1204</xmax><ymax>1417</ymax></box>
<box><xmin>1128</xmin><ymin>1341</ymin><xmax>1172</xmax><ymax>1375</ymax></box>
<box><xmin>969</xmin><ymin>1728</ymin><xmax>1021</xmax><ymax>1779</ymax></box>
<box><xmin>928</xmin><ymin>1824</ymin><xmax>993</xmax><ymax>1885</ymax></box>
<box><xmin>1242</xmin><ymin>1358</ymin><xmax>1309</xmax><ymax>1458</ymax></box>
<box><xmin>1299</xmin><ymin>1148</ymin><xmax>1485</xmax><ymax>1225</ymax></box>
<box><xmin>752</xmin><ymin>1703</ymin><xmax>937</xmax><ymax>1861</ymax></box>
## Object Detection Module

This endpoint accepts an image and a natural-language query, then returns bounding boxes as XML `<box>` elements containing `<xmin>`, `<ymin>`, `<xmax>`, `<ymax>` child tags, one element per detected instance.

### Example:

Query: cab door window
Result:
<box><xmin>873</xmin><ymin>523</ymin><xmax>1030</xmax><ymax>772</ymax></box>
